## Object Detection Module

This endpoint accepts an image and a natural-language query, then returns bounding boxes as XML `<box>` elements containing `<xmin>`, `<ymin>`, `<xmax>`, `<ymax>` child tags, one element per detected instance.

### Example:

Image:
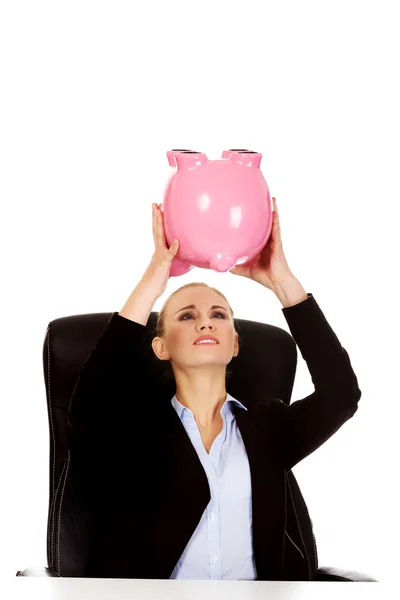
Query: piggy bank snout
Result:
<box><xmin>210</xmin><ymin>253</ymin><xmax>237</xmax><ymax>272</ymax></box>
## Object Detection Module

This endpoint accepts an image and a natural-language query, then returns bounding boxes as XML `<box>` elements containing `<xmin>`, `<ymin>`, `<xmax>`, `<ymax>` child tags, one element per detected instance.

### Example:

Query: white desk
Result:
<box><xmin>9</xmin><ymin>578</ymin><xmax>386</xmax><ymax>600</ymax></box>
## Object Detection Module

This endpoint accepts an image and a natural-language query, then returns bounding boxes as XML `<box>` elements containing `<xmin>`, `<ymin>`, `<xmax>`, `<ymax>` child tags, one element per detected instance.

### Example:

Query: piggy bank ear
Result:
<box><xmin>175</xmin><ymin>151</ymin><xmax>207</xmax><ymax>170</ymax></box>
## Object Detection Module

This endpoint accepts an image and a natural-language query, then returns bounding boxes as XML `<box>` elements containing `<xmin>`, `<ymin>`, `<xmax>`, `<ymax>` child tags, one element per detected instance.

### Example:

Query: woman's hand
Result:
<box><xmin>139</xmin><ymin>204</ymin><xmax>180</xmax><ymax>301</ymax></box>
<box><xmin>229</xmin><ymin>197</ymin><xmax>294</xmax><ymax>291</ymax></box>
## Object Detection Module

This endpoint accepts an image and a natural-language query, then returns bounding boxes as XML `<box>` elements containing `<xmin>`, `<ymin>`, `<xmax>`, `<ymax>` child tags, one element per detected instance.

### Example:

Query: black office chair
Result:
<box><xmin>16</xmin><ymin>311</ymin><xmax>377</xmax><ymax>581</ymax></box>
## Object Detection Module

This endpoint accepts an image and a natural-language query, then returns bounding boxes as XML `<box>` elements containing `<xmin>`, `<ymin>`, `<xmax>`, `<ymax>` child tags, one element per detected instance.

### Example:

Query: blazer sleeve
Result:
<box><xmin>275</xmin><ymin>293</ymin><xmax>361</xmax><ymax>472</ymax></box>
<box><xmin>67</xmin><ymin>311</ymin><xmax>156</xmax><ymax>444</ymax></box>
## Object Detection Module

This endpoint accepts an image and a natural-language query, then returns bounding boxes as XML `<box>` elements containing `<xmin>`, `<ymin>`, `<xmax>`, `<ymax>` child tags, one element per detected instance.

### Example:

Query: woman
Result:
<box><xmin>67</xmin><ymin>198</ymin><xmax>361</xmax><ymax>581</ymax></box>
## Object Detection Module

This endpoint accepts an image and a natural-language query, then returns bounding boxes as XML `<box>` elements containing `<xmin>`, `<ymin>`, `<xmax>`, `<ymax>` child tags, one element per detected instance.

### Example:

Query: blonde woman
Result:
<box><xmin>67</xmin><ymin>198</ymin><xmax>361</xmax><ymax>580</ymax></box>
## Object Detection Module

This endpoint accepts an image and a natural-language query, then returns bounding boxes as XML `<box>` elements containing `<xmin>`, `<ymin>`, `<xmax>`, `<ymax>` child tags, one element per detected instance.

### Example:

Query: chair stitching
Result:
<box><xmin>287</xmin><ymin>478</ymin><xmax>312</xmax><ymax>579</ymax></box>
<box><xmin>285</xmin><ymin>530</ymin><xmax>305</xmax><ymax>559</ymax></box>
<box><xmin>50</xmin><ymin>458</ymin><xmax>67</xmax><ymax>570</ymax></box>
<box><xmin>46</xmin><ymin>327</ymin><xmax>57</xmax><ymax>567</ymax></box>
<box><xmin>57</xmin><ymin>449</ymin><xmax>70</xmax><ymax>574</ymax></box>
<box><xmin>46</xmin><ymin>328</ymin><xmax>56</xmax><ymax>499</ymax></box>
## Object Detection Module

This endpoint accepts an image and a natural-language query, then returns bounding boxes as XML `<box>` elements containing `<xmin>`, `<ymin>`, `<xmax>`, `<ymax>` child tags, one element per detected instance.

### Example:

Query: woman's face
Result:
<box><xmin>152</xmin><ymin>287</ymin><xmax>239</xmax><ymax>370</ymax></box>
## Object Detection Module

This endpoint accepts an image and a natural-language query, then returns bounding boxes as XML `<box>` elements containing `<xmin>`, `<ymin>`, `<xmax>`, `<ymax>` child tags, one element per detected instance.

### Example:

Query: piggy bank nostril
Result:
<box><xmin>170</xmin><ymin>149</ymin><xmax>201</xmax><ymax>154</ymax></box>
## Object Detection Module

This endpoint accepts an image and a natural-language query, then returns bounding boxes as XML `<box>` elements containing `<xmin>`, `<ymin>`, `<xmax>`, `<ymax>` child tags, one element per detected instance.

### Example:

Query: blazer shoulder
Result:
<box><xmin>107</xmin><ymin>311</ymin><xmax>149</xmax><ymax>337</ymax></box>
<box><xmin>247</xmin><ymin>395</ymin><xmax>284</xmax><ymax>426</ymax></box>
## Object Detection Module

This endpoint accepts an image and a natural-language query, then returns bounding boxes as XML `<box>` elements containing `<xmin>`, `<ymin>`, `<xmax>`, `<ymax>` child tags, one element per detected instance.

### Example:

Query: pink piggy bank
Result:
<box><xmin>160</xmin><ymin>149</ymin><xmax>273</xmax><ymax>277</ymax></box>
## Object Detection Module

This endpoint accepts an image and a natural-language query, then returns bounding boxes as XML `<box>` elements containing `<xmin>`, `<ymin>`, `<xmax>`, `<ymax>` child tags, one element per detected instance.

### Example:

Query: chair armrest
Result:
<box><xmin>16</xmin><ymin>566</ymin><xmax>60</xmax><ymax>577</ymax></box>
<box><xmin>317</xmin><ymin>565</ymin><xmax>378</xmax><ymax>582</ymax></box>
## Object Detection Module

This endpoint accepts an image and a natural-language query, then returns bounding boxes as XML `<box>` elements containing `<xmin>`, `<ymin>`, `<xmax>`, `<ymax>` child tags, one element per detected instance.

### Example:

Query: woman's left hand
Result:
<box><xmin>229</xmin><ymin>197</ymin><xmax>293</xmax><ymax>291</ymax></box>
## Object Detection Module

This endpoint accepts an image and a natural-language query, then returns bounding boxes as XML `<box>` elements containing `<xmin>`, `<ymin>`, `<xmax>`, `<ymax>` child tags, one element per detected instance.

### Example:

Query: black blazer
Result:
<box><xmin>67</xmin><ymin>293</ymin><xmax>361</xmax><ymax>580</ymax></box>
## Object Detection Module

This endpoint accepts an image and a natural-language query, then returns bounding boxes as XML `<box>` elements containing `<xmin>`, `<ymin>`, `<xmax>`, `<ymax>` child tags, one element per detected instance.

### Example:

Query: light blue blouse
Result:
<box><xmin>169</xmin><ymin>393</ymin><xmax>257</xmax><ymax>580</ymax></box>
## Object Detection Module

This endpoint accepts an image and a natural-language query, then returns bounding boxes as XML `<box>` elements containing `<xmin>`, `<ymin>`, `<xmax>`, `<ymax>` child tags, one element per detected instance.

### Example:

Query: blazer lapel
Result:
<box><xmin>145</xmin><ymin>402</ymin><xmax>211</xmax><ymax>578</ymax></box>
<box><xmin>234</xmin><ymin>405</ymin><xmax>287</xmax><ymax>580</ymax></box>
<box><xmin>146</xmin><ymin>400</ymin><xmax>286</xmax><ymax>580</ymax></box>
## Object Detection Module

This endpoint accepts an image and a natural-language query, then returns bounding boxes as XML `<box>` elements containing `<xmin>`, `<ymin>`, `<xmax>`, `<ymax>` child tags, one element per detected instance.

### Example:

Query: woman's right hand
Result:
<box><xmin>140</xmin><ymin>204</ymin><xmax>180</xmax><ymax>300</ymax></box>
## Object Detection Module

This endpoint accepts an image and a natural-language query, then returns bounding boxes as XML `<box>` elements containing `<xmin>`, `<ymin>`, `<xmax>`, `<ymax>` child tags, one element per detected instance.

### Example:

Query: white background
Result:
<box><xmin>1</xmin><ymin>0</ymin><xmax>399</xmax><ymax>584</ymax></box>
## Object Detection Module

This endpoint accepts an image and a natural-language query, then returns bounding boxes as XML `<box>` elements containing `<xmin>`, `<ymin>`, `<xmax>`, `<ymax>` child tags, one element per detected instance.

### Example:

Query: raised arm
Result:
<box><xmin>228</xmin><ymin>196</ymin><xmax>361</xmax><ymax>472</ymax></box>
<box><xmin>276</xmin><ymin>292</ymin><xmax>361</xmax><ymax>472</ymax></box>
<box><xmin>67</xmin><ymin>202</ymin><xmax>180</xmax><ymax>443</ymax></box>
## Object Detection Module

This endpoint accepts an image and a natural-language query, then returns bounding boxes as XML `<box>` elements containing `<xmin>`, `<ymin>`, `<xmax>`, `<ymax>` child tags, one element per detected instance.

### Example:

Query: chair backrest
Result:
<box><xmin>43</xmin><ymin>311</ymin><xmax>300</xmax><ymax>576</ymax></box>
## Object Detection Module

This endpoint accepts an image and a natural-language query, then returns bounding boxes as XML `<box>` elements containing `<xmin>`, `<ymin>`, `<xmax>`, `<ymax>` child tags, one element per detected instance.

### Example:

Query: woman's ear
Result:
<box><xmin>151</xmin><ymin>337</ymin><xmax>170</xmax><ymax>361</ymax></box>
<box><xmin>233</xmin><ymin>332</ymin><xmax>239</xmax><ymax>357</ymax></box>
<box><xmin>151</xmin><ymin>337</ymin><xmax>161</xmax><ymax>359</ymax></box>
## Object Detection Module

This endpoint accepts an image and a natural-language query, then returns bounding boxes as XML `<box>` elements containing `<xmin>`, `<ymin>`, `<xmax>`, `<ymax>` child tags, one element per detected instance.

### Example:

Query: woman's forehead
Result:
<box><xmin>168</xmin><ymin>289</ymin><xmax>228</xmax><ymax>314</ymax></box>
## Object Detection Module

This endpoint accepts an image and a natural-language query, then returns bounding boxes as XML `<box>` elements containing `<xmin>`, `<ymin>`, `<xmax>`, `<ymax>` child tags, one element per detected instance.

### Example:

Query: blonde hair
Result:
<box><xmin>152</xmin><ymin>282</ymin><xmax>240</xmax><ymax>382</ymax></box>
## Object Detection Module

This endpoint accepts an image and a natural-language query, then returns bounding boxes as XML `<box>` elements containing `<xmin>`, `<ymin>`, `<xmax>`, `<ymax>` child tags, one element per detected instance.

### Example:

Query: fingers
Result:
<box><xmin>152</xmin><ymin>204</ymin><xmax>167</xmax><ymax>250</ymax></box>
<box><xmin>169</xmin><ymin>238</ymin><xmax>179</xmax><ymax>255</ymax></box>
<box><xmin>152</xmin><ymin>204</ymin><xmax>179</xmax><ymax>257</ymax></box>
<box><xmin>272</xmin><ymin>197</ymin><xmax>280</xmax><ymax>228</ymax></box>
<box><xmin>152</xmin><ymin>204</ymin><xmax>157</xmax><ymax>244</ymax></box>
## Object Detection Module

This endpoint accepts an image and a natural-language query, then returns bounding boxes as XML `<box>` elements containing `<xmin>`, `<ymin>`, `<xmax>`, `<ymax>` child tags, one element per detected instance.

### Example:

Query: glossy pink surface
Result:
<box><xmin>161</xmin><ymin>149</ymin><xmax>273</xmax><ymax>276</ymax></box>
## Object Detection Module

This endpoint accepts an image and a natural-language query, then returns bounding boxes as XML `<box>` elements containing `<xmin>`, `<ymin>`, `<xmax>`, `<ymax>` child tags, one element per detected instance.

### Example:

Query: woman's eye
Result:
<box><xmin>180</xmin><ymin>311</ymin><xmax>226</xmax><ymax>320</ymax></box>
